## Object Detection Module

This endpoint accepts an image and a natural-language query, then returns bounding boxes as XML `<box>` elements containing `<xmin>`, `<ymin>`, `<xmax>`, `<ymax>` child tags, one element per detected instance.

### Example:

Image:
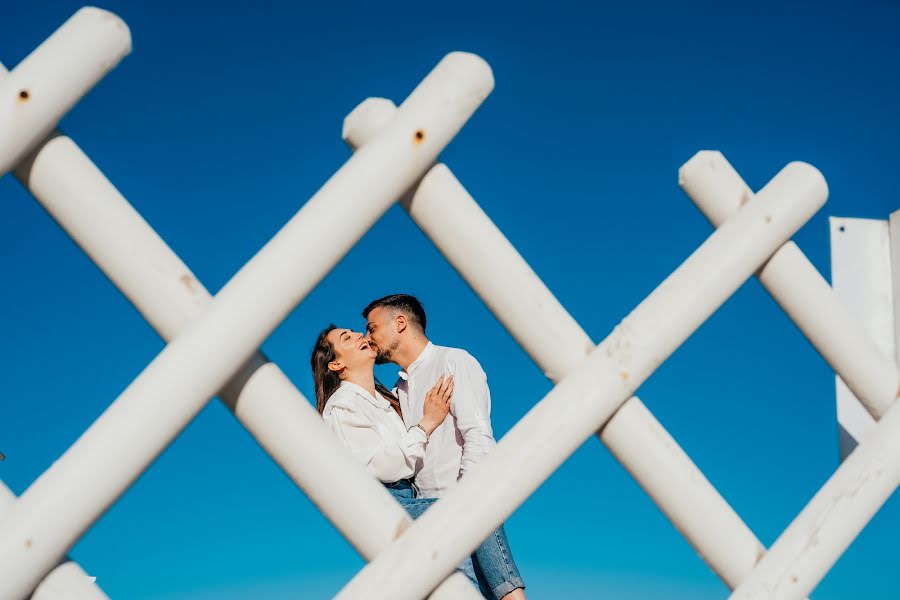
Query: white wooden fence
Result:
<box><xmin>1</xmin><ymin>8</ymin><xmax>897</xmax><ymax>600</ymax></box>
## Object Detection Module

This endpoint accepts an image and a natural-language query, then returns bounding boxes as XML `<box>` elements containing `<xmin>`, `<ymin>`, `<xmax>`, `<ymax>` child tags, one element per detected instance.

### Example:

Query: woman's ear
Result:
<box><xmin>327</xmin><ymin>360</ymin><xmax>343</xmax><ymax>373</ymax></box>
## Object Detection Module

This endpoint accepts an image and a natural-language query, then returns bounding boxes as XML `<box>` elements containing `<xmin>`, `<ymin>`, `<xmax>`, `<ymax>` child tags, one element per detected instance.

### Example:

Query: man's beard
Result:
<box><xmin>374</xmin><ymin>339</ymin><xmax>399</xmax><ymax>365</ymax></box>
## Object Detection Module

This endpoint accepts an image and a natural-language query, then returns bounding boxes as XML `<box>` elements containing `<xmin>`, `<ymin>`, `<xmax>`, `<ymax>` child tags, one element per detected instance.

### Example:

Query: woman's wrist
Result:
<box><xmin>416</xmin><ymin>419</ymin><xmax>437</xmax><ymax>437</ymax></box>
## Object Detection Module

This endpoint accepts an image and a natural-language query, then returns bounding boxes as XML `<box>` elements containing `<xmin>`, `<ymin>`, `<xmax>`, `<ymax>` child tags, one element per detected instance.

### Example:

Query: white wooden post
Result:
<box><xmin>828</xmin><ymin>216</ymin><xmax>897</xmax><ymax>459</ymax></box>
<box><xmin>727</xmin><ymin>209</ymin><xmax>900</xmax><ymax>599</ymax></box>
<box><xmin>343</xmin><ymin>99</ymin><xmax>768</xmax><ymax>589</ymax></box>
<box><xmin>0</xmin><ymin>7</ymin><xmax>130</xmax><ymax>176</ymax></box>
<box><xmin>335</xmin><ymin>162</ymin><xmax>828</xmax><ymax>599</ymax></box>
<box><xmin>891</xmin><ymin>211</ymin><xmax>900</xmax><ymax>357</ymax></box>
<box><xmin>680</xmin><ymin>151</ymin><xmax>899</xmax><ymax>420</ymax></box>
<box><xmin>0</xmin><ymin>51</ymin><xmax>493</xmax><ymax>599</ymax></box>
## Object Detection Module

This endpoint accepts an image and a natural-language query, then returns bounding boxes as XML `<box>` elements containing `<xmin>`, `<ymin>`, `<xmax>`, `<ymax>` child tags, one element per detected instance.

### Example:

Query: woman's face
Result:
<box><xmin>326</xmin><ymin>328</ymin><xmax>376</xmax><ymax>375</ymax></box>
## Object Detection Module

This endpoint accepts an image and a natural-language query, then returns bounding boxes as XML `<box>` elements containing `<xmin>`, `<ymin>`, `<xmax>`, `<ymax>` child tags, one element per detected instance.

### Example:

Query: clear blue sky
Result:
<box><xmin>2</xmin><ymin>1</ymin><xmax>899</xmax><ymax>598</ymax></box>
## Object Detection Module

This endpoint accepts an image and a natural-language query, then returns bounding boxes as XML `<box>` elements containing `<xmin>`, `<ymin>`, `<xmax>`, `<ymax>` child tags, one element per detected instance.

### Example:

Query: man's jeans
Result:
<box><xmin>384</xmin><ymin>480</ymin><xmax>525</xmax><ymax>599</ymax></box>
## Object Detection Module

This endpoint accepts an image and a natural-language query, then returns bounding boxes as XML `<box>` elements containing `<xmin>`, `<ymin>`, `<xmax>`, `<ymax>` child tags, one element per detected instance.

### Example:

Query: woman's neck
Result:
<box><xmin>342</xmin><ymin>367</ymin><xmax>376</xmax><ymax>398</ymax></box>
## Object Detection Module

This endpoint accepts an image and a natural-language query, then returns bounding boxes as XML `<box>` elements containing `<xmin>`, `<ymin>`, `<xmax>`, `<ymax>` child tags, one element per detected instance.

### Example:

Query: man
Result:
<box><xmin>363</xmin><ymin>294</ymin><xmax>526</xmax><ymax>600</ymax></box>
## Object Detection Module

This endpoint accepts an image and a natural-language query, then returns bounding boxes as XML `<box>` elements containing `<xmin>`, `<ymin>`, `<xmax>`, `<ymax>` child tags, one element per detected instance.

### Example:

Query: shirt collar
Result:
<box><xmin>397</xmin><ymin>342</ymin><xmax>435</xmax><ymax>381</ymax></box>
<box><xmin>339</xmin><ymin>380</ymin><xmax>390</xmax><ymax>409</ymax></box>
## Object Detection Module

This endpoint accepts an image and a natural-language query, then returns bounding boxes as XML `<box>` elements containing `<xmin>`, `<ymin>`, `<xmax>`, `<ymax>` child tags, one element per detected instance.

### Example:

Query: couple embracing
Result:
<box><xmin>310</xmin><ymin>294</ymin><xmax>526</xmax><ymax>599</ymax></box>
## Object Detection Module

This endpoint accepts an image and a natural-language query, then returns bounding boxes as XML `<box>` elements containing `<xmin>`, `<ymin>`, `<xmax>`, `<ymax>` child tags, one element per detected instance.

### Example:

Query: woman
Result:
<box><xmin>311</xmin><ymin>325</ymin><xmax>526</xmax><ymax>600</ymax></box>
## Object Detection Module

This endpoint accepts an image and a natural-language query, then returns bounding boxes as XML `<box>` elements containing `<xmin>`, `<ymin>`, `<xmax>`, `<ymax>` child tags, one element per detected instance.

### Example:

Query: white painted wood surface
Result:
<box><xmin>0</xmin><ymin>7</ymin><xmax>130</xmax><ymax>177</ymax></box>
<box><xmin>4</xmin><ymin>7</ymin><xmax>898</xmax><ymax>600</ymax></box>
<box><xmin>0</xmin><ymin>481</ymin><xmax>109</xmax><ymax>600</ymax></box>
<box><xmin>335</xmin><ymin>162</ymin><xmax>827</xmax><ymax>599</ymax></box>
<box><xmin>0</xmin><ymin>35</ymin><xmax>493</xmax><ymax>597</ymax></box>
<box><xmin>828</xmin><ymin>217</ymin><xmax>895</xmax><ymax>459</ymax></box>
<box><xmin>344</xmin><ymin>101</ymin><xmax>770</xmax><ymax>591</ymax></box>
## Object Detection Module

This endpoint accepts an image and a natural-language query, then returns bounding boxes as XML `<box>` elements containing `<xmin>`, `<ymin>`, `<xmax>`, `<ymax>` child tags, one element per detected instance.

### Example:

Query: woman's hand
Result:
<box><xmin>418</xmin><ymin>374</ymin><xmax>453</xmax><ymax>436</ymax></box>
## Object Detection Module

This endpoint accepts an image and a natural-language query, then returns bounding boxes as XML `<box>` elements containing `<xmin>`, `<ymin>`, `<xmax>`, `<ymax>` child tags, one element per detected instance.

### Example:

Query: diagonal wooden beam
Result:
<box><xmin>730</xmin><ymin>396</ymin><xmax>900</xmax><ymax>599</ymax></box>
<box><xmin>342</xmin><ymin>98</ymin><xmax>770</xmax><ymax>590</ymax></box>
<box><xmin>5</xmin><ymin>125</ymin><xmax>481</xmax><ymax>599</ymax></box>
<box><xmin>0</xmin><ymin>51</ymin><xmax>493</xmax><ymax>599</ymax></box>
<box><xmin>0</xmin><ymin>7</ymin><xmax>130</xmax><ymax>177</ymax></box>
<box><xmin>335</xmin><ymin>160</ymin><xmax>828</xmax><ymax>599</ymax></box>
<box><xmin>680</xmin><ymin>151</ymin><xmax>899</xmax><ymax>419</ymax></box>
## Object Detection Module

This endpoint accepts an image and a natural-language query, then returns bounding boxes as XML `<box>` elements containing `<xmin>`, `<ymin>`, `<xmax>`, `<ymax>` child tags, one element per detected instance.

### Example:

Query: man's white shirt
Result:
<box><xmin>395</xmin><ymin>342</ymin><xmax>496</xmax><ymax>498</ymax></box>
<box><xmin>322</xmin><ymin>380</ymin><xmax>427</xmax><ymax>483</ymax></box>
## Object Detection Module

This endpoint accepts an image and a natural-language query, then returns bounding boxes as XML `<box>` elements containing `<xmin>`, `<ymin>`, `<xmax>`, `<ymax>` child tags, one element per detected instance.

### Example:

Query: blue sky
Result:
<box><xmin>2</xmin><ymin>1</ymin><xmax>899</xmax><ymax>598</ymax></box>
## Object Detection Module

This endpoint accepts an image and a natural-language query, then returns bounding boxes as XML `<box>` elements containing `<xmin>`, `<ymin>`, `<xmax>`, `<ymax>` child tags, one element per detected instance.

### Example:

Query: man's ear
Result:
<box><xmin>327</xmin><ymin>360</ymin><xmax>343</xmax><ymax>373</ymax></box>
<box><xmin>396</xmin><ymin>314</ymin><xmax>408</xmax><ymax>334</ymax></box>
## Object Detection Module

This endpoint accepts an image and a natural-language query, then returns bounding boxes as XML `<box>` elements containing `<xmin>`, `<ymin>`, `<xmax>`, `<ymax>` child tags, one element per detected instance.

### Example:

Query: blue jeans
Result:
<box><xmin>471</xmin><ymin>520</ymin><xmax>525</xmax><ymax>599</ymax></box>
<box><xmin>384</xmin><ymin>480</ymin><xmax>525</xmax><ymax>599</ymax></box>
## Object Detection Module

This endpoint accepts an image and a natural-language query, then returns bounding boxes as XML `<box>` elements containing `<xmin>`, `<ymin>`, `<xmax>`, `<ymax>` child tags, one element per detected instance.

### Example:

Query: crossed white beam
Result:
<box><xmin>0</xmin><ymin>8</ymin><xmax>490</xmax><ymax>599</ymax></box>
<box><xmin>2</xmin><ymin>7</ymin><xmax>898</xmax><ymax>600</ymax></box>
<box><xmin>333</xmin><ymin>153</ymin><xmax>827</xmax><ymax>598</ymax></box>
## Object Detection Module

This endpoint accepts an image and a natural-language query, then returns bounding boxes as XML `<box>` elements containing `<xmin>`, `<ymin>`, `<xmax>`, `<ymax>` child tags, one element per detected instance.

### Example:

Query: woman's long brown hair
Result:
<box><xmin>311</xmin><ymin>325</ymin><xmax>402</xmax><ymax>416</ymax></box>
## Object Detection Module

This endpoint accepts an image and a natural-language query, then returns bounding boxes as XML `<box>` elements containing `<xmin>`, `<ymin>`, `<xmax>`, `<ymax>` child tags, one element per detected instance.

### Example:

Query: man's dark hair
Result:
<box><xmin>362</xmin><ymin>294</ymin><xmax>427</xmax><ymax>333</ymax></box>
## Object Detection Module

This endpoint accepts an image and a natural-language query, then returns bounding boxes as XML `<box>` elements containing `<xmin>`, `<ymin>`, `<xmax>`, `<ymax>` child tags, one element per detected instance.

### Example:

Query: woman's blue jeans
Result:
<box><xmin>384</xmin><ymin>480</ymin><xmax>525</xmax><ymax>599</ymax></box>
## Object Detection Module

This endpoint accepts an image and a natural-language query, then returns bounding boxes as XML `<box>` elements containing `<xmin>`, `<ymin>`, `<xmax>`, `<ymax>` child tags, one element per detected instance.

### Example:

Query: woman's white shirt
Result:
<box><xmin>322</xmin><ymin>380</ymin><xmax>427</xmax><ymax>483</ymax></box>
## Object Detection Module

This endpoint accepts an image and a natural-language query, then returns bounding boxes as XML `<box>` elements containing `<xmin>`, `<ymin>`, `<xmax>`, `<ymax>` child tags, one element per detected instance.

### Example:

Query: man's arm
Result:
<box><xmin>446</xmin><ymin>350</ymin><xmax>496</xmax><ymax>478</ymax></box>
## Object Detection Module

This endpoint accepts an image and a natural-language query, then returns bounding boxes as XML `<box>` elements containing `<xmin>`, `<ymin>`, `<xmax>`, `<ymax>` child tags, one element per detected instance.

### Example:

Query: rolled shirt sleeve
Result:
<box><xmin>325</xmin><ymin>406</ymin><xmax>427</xmax><ymax>483</ymax></box>
<box><xmin>446</xmin><ymin>350</ymin><xmax>496</xmax><ymax>478</ymax></box>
